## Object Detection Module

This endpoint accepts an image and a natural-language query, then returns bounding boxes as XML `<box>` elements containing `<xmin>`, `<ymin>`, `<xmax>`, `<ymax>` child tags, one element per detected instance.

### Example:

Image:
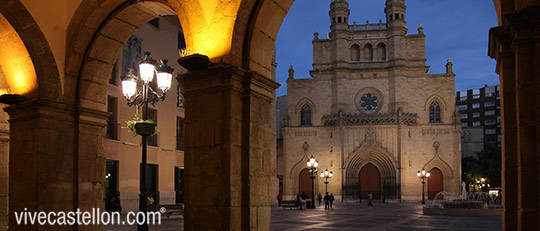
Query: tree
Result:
<box><xmin>462</xmin><ymin>144</ymin><xmax>501</xmax><ymax>188</ymax></box>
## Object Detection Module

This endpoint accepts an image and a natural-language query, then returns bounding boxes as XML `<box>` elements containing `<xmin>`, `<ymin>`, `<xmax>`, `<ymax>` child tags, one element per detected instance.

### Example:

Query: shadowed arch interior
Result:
<box><xmin>75</xmin><ymin>1</ymin><xmax>177</xmax><ymax>110</ymax></box>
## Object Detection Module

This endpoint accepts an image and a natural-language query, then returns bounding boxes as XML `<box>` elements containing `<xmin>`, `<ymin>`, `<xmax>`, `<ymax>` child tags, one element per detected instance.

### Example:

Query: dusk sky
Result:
<box><xmin>275</xmin><ymin>0</ymin><xmax>500</xmax><ymax>97</ymax></box>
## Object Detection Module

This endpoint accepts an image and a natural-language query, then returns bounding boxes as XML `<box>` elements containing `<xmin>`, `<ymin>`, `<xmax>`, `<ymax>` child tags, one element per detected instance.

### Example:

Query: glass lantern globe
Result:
<box><xmin>139</xmin><ymin>51</ymin><xmax>157</xmax><ymax>83</ymax></box>
<box><xmin>156</xmin><ymin>59</ymin><xmax>174</xmax><ymax>92</ymax></box>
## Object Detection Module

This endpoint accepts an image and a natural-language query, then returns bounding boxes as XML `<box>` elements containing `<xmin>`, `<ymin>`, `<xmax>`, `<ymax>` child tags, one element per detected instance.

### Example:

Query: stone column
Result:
<box><xmin>0</xmin><ymin>107</ymin><xmax>9</xmax><ymax>231</ymax></box>
<box><xmin>5</xmin><ymin>100</ymin><xmax>108</xmax><ymax>231</ymax></box>
<box><xmin>489</xmin><ymin>6</ymin><xmax>540</xmax><ymax>231</ymax></box>
<box><xmin>180</xmin><ymin>62</ymin><xmax>279</xmax><ymax>231</ymax></box>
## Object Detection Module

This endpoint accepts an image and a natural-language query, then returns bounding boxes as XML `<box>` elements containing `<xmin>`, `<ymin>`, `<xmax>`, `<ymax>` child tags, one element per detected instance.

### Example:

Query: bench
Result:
<box><xmin>281</xmin><ymin>200</ymin><xmax>298</xmax><ymax>210</ymax></box>
<box><xmin>158</xmin><ymin>204</ymin><xmax>184</xmax><ymax>219</ymax></box>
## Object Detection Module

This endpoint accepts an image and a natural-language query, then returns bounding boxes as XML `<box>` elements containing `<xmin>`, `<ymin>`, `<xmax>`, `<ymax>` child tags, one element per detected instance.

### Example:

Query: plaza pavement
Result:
<box><xmin>105</xmin><ymin>201</ymin><xmax>501</xmax><ymax>230</ymax></box>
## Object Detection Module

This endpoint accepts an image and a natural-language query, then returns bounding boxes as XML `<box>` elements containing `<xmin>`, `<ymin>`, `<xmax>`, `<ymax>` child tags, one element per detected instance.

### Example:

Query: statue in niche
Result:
<box><xmin>122</xmin><ymin>35</ymin><xmax>143</xmax><ymax>76</ymax></box>
<box><xmin>362</xmin><ymin>127</ymin><xmax>379</xmax><ymax>147</ymax></box>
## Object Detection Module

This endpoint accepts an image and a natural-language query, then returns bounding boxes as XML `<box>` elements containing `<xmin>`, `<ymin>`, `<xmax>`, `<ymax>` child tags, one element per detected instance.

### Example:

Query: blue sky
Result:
<box><xmin>275</xmin><ymin>0</ymin><xmax>499</xmax><ymax>96</ymax></box>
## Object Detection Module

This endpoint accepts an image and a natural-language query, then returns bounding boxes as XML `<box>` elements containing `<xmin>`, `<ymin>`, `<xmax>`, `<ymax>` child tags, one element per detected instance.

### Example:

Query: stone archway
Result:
<box><xmin>344</xmin><ymin>147</ymin><xmax>398</xmax><ymax>199</ymax></box>
<box><xmin>428</xmin><ymin>168</ymin><xmax>443</xmax><ymax>200</ymax></box>
<box><xmin>0</xmin><ymin>1</ymin><xmax>64</xmax><ymax>230</ymax></box>
<box><xmin>359</xmin><ymin>163</ymin><xmax>381</xmax><ymax>199</ymax></box>
<box><xmin>4</xmin><ymin>0</ymin><xmax>538</xmax><ymax>230</ymax></box>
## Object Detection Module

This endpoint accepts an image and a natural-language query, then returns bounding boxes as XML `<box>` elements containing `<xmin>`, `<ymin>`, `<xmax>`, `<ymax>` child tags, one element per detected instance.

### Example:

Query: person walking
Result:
<box><xmin>323</xmin><ymin>192</ymin><xmax>330</xmax><ymax>210</ymax></box>
<box><xmin>277</xmin><ymin>193</ymin><xmax>283</xmax><ymax>207</ymax></box>
<box><xmin>368</xmin><ymin>192</ymin><xmax>373</xmax><ymax>206</ymax></box>
<box><xmin>330</xmin><ymin>193</ymin><xmax>335</xmax><ymax>208</ymax></box>
<box><xmin>296</xmin><ymin>193</ymin><xmax>302</xmax><ymax>210</ymax></box>
<box><xmin>317</xmin><ymin>193</ymin><xmax>322</xmax><ymax>206</ymax></box>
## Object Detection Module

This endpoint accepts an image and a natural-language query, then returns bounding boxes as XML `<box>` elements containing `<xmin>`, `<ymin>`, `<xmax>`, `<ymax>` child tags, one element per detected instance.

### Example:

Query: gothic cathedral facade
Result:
<box><xmin>281</xmin><ymin>0</ymin><xmax>462</xmax><ymax>202</ymax></box>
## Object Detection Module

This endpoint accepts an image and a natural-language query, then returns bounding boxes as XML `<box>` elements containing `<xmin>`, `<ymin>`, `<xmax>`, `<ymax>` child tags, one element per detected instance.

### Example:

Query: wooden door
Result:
<box><xmin>428</xmin><ymin>168</ymin><xmax>443</xmax><ymax>200</ymax></box>
<box><xmin>359</xmin><ymin>163</ymin><xmax>381</xmax><ymax>199</ymax></box>
<box><xmin>298</xmin><ymin>168</ymin><xmax>312</xmax><ymax>199</ymax></box>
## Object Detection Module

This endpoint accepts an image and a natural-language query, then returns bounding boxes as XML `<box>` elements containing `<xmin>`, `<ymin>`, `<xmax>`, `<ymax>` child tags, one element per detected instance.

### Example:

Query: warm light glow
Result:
<box><xmin>417</xmin><ymin>172</ymin><xmax>421</xmax><ymax>177</ymax></box>
<box><xmin>329</xmin><ymin>172</ymin><xmax>333</xmax><ymax>177</ymax></box>
<box><xmin>421</xmin><ymin>169</ymin><xmax>426</xmax><ymax>175</ymax></box>
<box><xmin>426</xmin><ymin>172</ymin><xmax>430</xmax><ymax>177</ymax></box>
<box><xmin>324</xmin><ymin>169</ymin><xmax>329</xmax><ymax>175</ymax></box>
<box><xmin>307</xmin><ymin>161</ymin><xmax>312</xmax><ymax>167</ymax></box>
<box><xmin>176</xmin><ymin>0</ymin><xmax>241</xmax><ymax>60</ymax></box>
<box><xmin>0</xmin><ymin>88</ymin><xmax>12</xmax><ymax>95</ymax></box>
<box><xmin>320</xmin><ymin>173</ymin><xmax>324</xmax><ymax>178</ymax></box>
<box><xmin>481</xmin><ymin>178</ymin><xmax>486</xmax><ymax>182</ymax></box>
<box><xmin>0</xmin><ymin>14</ymin><xmax>38</xmax><ymax>96</ymax></box>
<box><xmin>179</xmin><ymin>48</ymin><xmax>206</xmax><ymax>58</ymax></box>
<box><xmin>314</xmin><ymin>161</ymin><xmax>319</xmax><ymax>168</ymax></box>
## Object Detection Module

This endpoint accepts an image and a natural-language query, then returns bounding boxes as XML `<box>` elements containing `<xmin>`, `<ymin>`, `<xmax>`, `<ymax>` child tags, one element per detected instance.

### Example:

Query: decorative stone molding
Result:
<box><xmin>321</xmin><ymin>111</ymin><xmax>417</xmax><ymax>126</ymax></box>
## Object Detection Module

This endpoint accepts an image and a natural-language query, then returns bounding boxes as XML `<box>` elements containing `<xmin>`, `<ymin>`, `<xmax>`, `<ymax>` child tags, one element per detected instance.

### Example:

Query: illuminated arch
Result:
<box><xmin>0</xmin><ymin>0</ymin><xmax>61</xmax><ymax>101</ymax></box>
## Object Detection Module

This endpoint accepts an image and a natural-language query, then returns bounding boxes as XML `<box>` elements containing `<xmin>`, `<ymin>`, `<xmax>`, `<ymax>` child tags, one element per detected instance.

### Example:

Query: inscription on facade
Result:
<box><xmin>295</xmin><ymin>131</ymin><xmax>317</xmax><ymax>137</ymax></box>
<box><xmin>422</xmin><ymin>128</ymin><xmax>450</xmax><ymax>136</ymax></box>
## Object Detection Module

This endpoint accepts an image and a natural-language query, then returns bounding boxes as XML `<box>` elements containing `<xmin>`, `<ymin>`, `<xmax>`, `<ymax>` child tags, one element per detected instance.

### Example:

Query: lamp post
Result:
<box><xmin>320</xmin><ymin>169</ymin><xmax>333</xmax><ymax>194</ymax></box>
<box><xmin>121</xmin><ymin>51</ymin><xmax>173</xmax><ymax>231</ymax></box>
<box><xmin>417</xmin><ymin>168</ymin><xmax>430</xmax><ymax>204</ymax></box>
<box><xmin>306</xmin><ymin>155</ymin><xmax>319</xmax><ymax>209</ymax></box>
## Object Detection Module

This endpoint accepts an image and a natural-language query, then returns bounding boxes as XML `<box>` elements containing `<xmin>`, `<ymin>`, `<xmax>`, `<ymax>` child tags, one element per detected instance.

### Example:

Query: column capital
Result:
<box><xmin>179</xmin><ymin>63</ymin><xmax>280</xmax><ymax>102</ymax></box>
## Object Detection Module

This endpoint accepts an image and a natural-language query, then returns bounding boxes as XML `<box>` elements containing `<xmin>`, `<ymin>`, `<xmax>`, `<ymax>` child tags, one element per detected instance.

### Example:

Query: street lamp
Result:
<box><xmin>306</xmin><ymin>155</ymin><xmax>319</xmax><ymax>209</ymax></box>
<box><xmin>417</xmin><ymin>168</ymin><xmax>430</xmax><ymax>204</ymax></box>
<box><xmin>320</xmin><ymin>169</ymin><xmax>333</xmax><ymax>194</ymax></box>
<box><xmin>121</xmin><ymin>51</ymin><xmax>173</xmax><ymax>231</ymax></box>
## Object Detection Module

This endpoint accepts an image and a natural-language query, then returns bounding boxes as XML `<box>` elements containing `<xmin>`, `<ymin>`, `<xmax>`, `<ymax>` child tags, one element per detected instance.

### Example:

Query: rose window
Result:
<box><xmin>360</xmin><ymin>93</ymin><xmax>379</xmax><ymax>113</ymax></box>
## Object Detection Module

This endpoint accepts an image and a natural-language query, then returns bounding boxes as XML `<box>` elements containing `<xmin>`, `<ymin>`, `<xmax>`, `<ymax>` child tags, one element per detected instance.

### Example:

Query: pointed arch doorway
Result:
<box><xmin>299</xmin><ymin>168</ymin><xmax>312</xmax><ymax>199</ymax></box>
<box><xmin>359</xmin><ymin>163</ymin><xmax>381</xmax><ymax>199</ymax></box>
<box><xmin>428</xmin><ymin>168</ymin><xmax>443</xmax><ymax>200</ymax></box>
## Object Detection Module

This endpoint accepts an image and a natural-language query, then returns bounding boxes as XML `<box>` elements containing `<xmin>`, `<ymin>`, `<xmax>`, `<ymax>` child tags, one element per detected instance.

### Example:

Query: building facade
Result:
<box><xmin>281</xmin><ymin>0</ymin><xmax>462</xmax><ymax>202</ymax></box>
<box><xmin>456</xmin><ymin>84</ymin><xmax>501</xmax><ymax>158</ymax></box>
<box><xmin>104</xmin><ymin>16</ymin><xmax>186</xmax><ymax>213</ymax></box>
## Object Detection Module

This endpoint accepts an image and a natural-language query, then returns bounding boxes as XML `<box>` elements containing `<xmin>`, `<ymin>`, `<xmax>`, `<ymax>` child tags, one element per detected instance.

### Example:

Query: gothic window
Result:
<box><xmin>351</xmin><ymin>44</ymin><xmax>360</xmax><ymax>61</ymax></box>
<box><xmin>360</xmin><ymin>93</ymin><xmax>379</xmax><ymax>113</ymax></box>
<box><xmin>429</xmin><ymin>101</ymin><xmax>441</xmax><ymax>123</ymax></box>
<box><xmin>300</xmin><ymin>104</ymin><xmax>312</xmax><ymax>126</ymax></box>
<box><xmin>377</xmin><ymin>43</ymin><xmax>386</xmax><ymax>60</ymax></box>
<box><xmin>364</xmin><ymin>44</ymin><xmax>373</xmax><ymax>61</ymax></box>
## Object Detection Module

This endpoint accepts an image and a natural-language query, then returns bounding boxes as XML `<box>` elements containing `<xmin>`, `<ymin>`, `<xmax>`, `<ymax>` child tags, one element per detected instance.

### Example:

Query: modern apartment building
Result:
<box><xmin>456</xmin><ymin>84</ymin><xmax>501</xmax><ymax>157</ymax></box>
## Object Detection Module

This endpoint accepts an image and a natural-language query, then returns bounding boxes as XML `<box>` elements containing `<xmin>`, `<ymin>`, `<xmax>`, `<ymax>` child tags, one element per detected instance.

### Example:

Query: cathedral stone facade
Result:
<box><xmin>281</xmin><ymin>0</ymin><xmax>462</xmax><ymax>202</ymax></box>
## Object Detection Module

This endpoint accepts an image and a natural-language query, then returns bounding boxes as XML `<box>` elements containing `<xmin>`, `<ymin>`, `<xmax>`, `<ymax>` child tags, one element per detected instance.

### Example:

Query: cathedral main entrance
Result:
<box><xmin>359</xmin><ymin>163</ymin><xmax>381</xmax><ymax>199</ymax></box>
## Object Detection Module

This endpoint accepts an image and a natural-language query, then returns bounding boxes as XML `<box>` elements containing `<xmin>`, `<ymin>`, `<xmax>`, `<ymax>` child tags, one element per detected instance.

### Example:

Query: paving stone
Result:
<box><xmin>105</xmin><ymin>202</ymin><xmax>501</xmax><ymax>230</ymax></box>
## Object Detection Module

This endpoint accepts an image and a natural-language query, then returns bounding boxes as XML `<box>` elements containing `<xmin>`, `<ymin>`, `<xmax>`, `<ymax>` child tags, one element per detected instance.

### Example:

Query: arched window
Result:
<box><xmin>377</xmin><ymin>43</ymin><xmax>386</xmax><ymax>60</ymax></box>
<box><xmin>364</xmin><ymin>44</ymin><xmax>373</xmax><ymax>61</ymax></box>
<box><xmin>300</xmin><ymin>104</ymin><xmax>312</xmax><ymax>126</ymax></box>
<box><xmin>351</xmin><ymin>44</ymin><xmax>360</xmax><ymax>61</ymax></box>
<box><xmin>429</xmin><ymin>101</ymin><xmax>441</xmax><ymax>123</ymax></box>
